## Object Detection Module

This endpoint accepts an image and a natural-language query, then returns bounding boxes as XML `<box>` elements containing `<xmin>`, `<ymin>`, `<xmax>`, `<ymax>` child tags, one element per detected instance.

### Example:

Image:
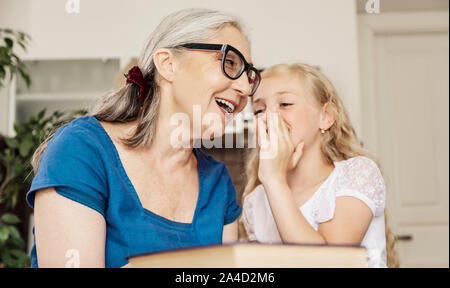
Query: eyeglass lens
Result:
<box><xmin>224</xmin><ymin>49</ymin><xmax>259</xmax><ymax>95</ymax></box>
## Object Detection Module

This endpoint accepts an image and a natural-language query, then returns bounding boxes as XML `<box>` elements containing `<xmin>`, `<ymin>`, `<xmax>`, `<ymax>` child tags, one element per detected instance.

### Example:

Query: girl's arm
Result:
<box><xmin>264</xmin><ymin>180</ymin><xmax>372</xmax><ymax>244</ymax></box>
<box><xmin>318</xmin><ymin>196</ymin><xmax>372</xmax><ymax>244</ymax></box>
<box><xmin>34</xmin><ymin>187</ymin><xmax>106</xmax><ymax>267</ymax></box>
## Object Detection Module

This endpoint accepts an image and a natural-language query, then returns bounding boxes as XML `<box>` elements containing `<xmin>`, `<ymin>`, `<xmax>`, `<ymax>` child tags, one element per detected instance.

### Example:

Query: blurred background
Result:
<box><xmin>0</xmin><ymin>0</ymin><xmax>448</xmax><ymax>268</ymax></box>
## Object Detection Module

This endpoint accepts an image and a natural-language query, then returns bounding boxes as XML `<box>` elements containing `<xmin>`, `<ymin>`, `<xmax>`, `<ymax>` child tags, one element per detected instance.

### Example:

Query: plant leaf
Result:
<box><xmin>1</xmin><ymin>213</ymin><xmax>21</xmax><ymax>225</ymax></box>
<box><xmin>17</xmin><ymin>32</ymin><xmax>26</xmax><ymax>41</ymax></box>
<box><xmin>17</xmin><ymin>41</ymin><xmax>27</xmax><ymax>51</ymax></box>
<box><xmin>7</xmin><ymin>226</ymin><xmax>21</xmax><ymax>242</ymax></box>
<box><xmin>10</xmin><ymin>249</ymin><xmax>27</xmax><ymax>259</ymax></box>
<box><xmin>19</xmin><ymin>137</ymin><xmax>33</xmax><ymax>157</ymax></box>
<box><xmin>0</xmin><ymin>226</ymin><xmax>10</xmax><ymax>244</ymax></box>
<box><xmin>37</xmin><ymin>109</ymin><xmax>46</xmax><ymax>120</ymax></box>
<box><xmin>0</xmin><ymin>65</ymin><xmax>5</xmax><ymax>79</ymax></box>
<box><xmin>3</xmin><ymin>38</ymin><xmax>13</xmax><ymax>49</ymax></box>
<box><xmin>1</xmin><ymin>250</ymin><xmax>11</xmax><ymax>266</ymax></box>
<box><xmin>8</xmin><ymin>232</ymin><xmax>25</xmax><ymax>249</ymax></box>
<box><xmin>11</xmin><ymin>192</ymin><xmax>18</xmax><ymax>209</ymax></box>
<box><xmin>17</xmin><ymin>67</ymin><xmax>31</xmax><ymax>88</ymax></box>
<box><xmin>4</xmin><ymin>137</ymin><xmax>19</xmax><ymax>149</ymax></box>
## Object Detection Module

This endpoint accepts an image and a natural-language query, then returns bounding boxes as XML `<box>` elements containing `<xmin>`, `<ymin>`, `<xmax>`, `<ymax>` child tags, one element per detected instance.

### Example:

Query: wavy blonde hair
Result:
<box><xmin>239</xmin><ymin>63</ymin><xmax>399</xmax><ymax>268</ymax></box>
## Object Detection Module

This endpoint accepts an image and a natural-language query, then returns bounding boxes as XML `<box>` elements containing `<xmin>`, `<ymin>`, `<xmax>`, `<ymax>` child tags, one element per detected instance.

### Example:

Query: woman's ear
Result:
<box><xmin>319</xmin><ymin>102</ymin><xmax>336</xmax><ymax>131</ymax></box>
<box><xmin>153</xmin><ymin>48</ymin><xmax>176</xmax><ymax>82</ymax></box>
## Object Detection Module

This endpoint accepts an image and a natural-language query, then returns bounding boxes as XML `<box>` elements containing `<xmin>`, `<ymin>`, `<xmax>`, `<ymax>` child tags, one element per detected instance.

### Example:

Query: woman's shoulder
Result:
<box><xmin>27</xmin><ymin>115</ymin><xmax>110</xmax><ymax>213</ymax></box>
<box><xmin>53</xmin><ymin>115</ymin><xmax>105</xmax><ymax>139</ymax></box>
<box><xmin>48</xmin><ymin>115</ymin><xmax>109</xmax><ymax>154</ymax></box>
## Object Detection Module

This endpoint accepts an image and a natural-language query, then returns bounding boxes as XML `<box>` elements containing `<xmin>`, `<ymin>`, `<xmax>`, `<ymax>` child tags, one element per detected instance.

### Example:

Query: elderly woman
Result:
<box><xmin>26</xmin><ymin>8</ymin><xmax>260</xmax><ymax>268</ymax></box>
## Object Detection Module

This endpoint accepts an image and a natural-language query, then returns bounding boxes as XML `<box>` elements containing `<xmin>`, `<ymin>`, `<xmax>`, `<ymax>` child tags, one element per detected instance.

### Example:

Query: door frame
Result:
<box><xmin>358</xmin><ymin>11</ymin><xmax>449</xmax><ymax>151</ymax></box>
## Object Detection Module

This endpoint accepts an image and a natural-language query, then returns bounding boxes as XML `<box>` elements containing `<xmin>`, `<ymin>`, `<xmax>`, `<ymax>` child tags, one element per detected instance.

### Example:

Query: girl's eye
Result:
<box><xmin>280</xmin><ymin>103</ymin><xmax>292</xmax><ymax>107</ymax></box>
<box><xmin>254</xmin><ymin>109</ymin><xmax>264</xmax><ymax>116</ymax></box>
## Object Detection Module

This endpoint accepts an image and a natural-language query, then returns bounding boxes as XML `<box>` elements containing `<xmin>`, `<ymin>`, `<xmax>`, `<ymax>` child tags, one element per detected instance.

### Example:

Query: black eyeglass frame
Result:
<box><xmin>179</xmin><ymin>43</ymin><xmax>261</xmax><ymax>96</ymax></box>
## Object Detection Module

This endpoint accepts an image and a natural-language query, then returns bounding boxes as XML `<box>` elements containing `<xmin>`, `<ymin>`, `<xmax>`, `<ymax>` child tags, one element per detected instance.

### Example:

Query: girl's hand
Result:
<box><xmin>257</xmin><ymin>111</ymin><xmax>304</xmax><ymax>187</ymax></box>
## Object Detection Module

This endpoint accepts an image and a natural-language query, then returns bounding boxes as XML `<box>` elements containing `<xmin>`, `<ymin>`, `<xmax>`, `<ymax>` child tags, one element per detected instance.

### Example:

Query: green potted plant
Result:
<box><xmin>0</xmin><ymin>109</ymin><xmax>87</xmax><ymax>267</ymax></box>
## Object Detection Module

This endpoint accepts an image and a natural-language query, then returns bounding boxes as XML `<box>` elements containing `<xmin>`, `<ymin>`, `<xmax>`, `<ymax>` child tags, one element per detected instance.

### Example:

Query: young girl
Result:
<box><xmin>240</xmin><ymin>63</ymin><xmax>398</xmax><ymax>268</ymax></box>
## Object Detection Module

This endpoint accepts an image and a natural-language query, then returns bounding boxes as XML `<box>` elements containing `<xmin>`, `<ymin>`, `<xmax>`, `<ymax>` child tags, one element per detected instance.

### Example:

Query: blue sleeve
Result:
<box><xmin>223</xmin><ymin>167</ymin><xmax>242</xmax><ymax>225</ymax></box>
<box><xmin>26</xmin><ymin>124</ymin><xmax>108</xmax><ymax>217</ymax></box>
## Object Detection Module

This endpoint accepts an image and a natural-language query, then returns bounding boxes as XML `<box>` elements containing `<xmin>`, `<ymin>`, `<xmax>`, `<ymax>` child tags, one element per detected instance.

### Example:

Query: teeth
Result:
<box><xmin>215</xmin><ymin>98</ymin><xmax>235</xmax><ymax>113</ymax></box>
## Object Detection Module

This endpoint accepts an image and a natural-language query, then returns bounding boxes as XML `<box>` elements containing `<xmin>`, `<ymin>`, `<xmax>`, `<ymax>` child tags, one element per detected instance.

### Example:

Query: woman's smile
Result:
<box><xmin>214</xmin><ymin>97</ymin><xmax>238</xmax><ymax>114</ymax></box>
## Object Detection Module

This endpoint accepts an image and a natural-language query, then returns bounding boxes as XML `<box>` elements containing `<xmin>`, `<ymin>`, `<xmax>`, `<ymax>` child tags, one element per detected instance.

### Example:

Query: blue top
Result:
<box><xmin>26</xmin><ymin>115</ymin><xmax>242</xmax><ymax>268</ymax></box>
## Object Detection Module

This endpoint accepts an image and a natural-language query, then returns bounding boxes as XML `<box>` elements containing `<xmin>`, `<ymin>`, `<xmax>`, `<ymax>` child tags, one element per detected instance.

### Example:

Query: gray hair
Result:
<box><xmin>92</xmin><ymin>8</ymin><xmax>247</xmax><ymax>146</ymax></box>
<box><xmin>31</xmin><ymin>8</ymin><xmax>248</xmax><ymax>172</ymax></box>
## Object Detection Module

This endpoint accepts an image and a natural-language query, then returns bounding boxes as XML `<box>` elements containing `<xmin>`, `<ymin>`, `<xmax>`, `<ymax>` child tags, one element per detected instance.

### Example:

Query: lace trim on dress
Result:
<box><xmin>311</xmin><ymin>156</ymin><xmax>387</xmax><ymax>223</ymax></box>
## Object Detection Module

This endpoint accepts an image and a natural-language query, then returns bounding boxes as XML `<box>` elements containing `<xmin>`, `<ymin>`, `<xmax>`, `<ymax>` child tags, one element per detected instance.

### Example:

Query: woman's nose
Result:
<box><xmin>232</xmin><ymin>72</ymin><xmax>252</xmax><ymax>96</ymax></box>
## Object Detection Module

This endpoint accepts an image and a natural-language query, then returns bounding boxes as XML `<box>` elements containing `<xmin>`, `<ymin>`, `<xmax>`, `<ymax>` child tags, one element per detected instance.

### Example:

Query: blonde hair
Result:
<box><xmin>239</xmin><ymin>63</ymin><xmax>399</xmax><ymax>268</ymax></box>
<box><xmin>31</xmin><ymin>8</ymin><xmax>247</xmax><ymax>173</ymax></box>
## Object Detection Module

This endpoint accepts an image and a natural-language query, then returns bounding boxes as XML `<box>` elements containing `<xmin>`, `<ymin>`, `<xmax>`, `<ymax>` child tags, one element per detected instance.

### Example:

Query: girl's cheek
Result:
<box><xmin>235</xmin><ymin>97</ymin><xmax>248</xmax><ymax>113</ymax></box>
<box><xmin>282</xmin><ymin>111</ymin><xmax>311</xmax><ymax>144</ymax></box>
<box><xmin>280</xmin><ymin>112</ymin><xmax>295</xmax><ymax>134</ymax></box>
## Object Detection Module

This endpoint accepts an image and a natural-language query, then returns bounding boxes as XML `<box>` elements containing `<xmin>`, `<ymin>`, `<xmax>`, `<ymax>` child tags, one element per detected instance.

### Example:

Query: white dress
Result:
<box><xmin>242</xmin><ymin>156</ymin><xmax>387</xmax><ymax>268</ymax></box>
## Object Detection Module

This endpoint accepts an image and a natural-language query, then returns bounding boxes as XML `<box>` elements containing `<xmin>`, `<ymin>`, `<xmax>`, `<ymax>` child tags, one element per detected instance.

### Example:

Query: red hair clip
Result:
<box><xmin>125</xmin><ymin>66</ymin><xmax>150</xmax><ymax>103</ymax></box>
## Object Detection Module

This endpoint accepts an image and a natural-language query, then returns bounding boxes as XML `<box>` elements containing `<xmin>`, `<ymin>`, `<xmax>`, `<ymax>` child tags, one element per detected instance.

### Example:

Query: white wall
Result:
<box><xmin>0</xmin><ymin>0</ymin><xmax>361</xmax><ymax>134</ymax></box>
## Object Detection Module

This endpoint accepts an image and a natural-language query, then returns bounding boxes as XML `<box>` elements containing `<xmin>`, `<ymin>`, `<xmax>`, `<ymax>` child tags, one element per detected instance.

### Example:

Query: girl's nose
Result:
<box><xmin>267</xmin><ymin>106</ymin><xmax>280</xmax><ymax>114</ymax></box>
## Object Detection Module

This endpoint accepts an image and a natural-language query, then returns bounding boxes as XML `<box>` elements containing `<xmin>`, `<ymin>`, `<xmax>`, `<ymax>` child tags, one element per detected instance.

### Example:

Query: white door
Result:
<box><xmin>369</xmin><ymin>31</ymin><xmax>449</xmax><ymax>267</ymax></box>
